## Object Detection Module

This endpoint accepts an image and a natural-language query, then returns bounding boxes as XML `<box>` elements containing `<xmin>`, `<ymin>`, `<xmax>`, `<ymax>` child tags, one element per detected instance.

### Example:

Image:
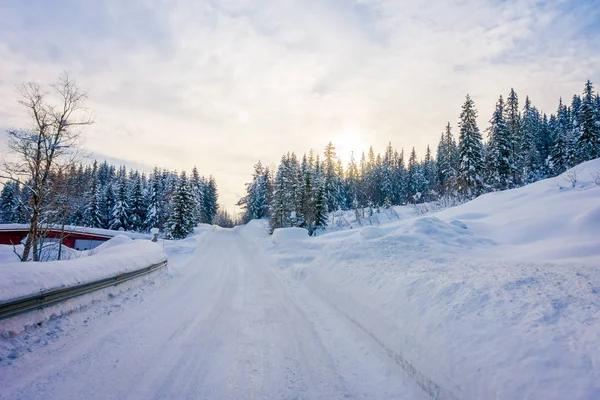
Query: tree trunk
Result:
<box><xmin>22</xmin><ymin>207</ymin><xmax>40</xmax><ymax>262</ymax></box>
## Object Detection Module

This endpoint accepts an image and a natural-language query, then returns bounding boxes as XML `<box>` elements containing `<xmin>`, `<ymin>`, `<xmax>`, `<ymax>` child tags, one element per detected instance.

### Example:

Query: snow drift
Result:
<box><xmin>256</xmin><ymin>159</ymin><xmax>600</xmax><ymax>400</ymax></box>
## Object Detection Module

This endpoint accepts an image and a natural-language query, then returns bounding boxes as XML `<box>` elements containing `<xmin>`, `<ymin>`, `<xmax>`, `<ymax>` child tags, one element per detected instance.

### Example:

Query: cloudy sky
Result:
<box><xmin>1</xmin><ymin>0</ymin><xmax>599</xmax><ymax>211</ymax></box>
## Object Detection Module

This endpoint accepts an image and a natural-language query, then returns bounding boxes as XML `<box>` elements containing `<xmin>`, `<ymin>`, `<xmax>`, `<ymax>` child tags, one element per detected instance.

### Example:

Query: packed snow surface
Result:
<box><xmin>0</xmin><ymin>226</ymin><xmax>422</xmax><ymax>399</ymax></box>
<box><xmin>1</xmin><ymin>160</ymin><xmax>599</xmax><ymax>399</ymax></box>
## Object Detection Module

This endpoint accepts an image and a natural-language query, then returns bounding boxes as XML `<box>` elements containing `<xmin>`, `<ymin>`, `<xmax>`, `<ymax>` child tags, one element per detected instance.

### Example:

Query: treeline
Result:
<box><xmin>0</xmin><ymin>161</ymin><xmax>219</xmax><ymax>239</ymax></box>
<box><xmin>239</xmin><ymin>80</ymin><xmax>600</xmax><ymax>234</ymax></box>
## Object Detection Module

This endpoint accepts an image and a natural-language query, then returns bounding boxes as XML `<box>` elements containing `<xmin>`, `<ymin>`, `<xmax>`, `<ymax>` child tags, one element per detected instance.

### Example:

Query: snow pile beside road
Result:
<box><xmin>271</xmin><ymin>227</ymin><xmax>309</xmax><ymax>243</ymax></box>
<box><xmin>435</xmin><ymin>158</ymin><xmax>600</xmax><ymax>263</ymax></box>
<box><xmin>0</xmin><ymin>238</ymin><xmax>166</xmax><ymax>303</ymax></box>
<box><xmin>262</xmin><ymin>159</ymin><xmax>600</xmax><ymax>399</ymax></box>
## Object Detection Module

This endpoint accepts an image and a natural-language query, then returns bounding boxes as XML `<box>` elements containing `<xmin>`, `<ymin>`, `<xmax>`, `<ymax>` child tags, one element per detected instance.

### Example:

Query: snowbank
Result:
<box><xmin>271</xmin><ymin>227</ymin><xmax>309</xmax><ymax>243</ymax></box>
<box><xmin>435</xmin><ymin>158</ymin><xmax>600</xmax><ymax>263</ymax></box>
<box><xmin>262</xmin><ymin>160</ymin><xmax>600</xmax><ymax>399</ymax></box>
<box><xmin>0</xmin><ymin>238</ymin><xmax>166</xmax><ymax>303</ymax></box>
<box><xmin>235</xmin><ymin>219</ymin><xmax>270</xmax><ymax>240</ymax></box>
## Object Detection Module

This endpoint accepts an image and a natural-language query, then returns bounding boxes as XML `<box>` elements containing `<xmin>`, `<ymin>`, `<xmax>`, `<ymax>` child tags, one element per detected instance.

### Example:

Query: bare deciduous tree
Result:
<box><xmin>1</xmin><ymin>72</ymin><xmax>93</xmax><ymax>261</ymax></box>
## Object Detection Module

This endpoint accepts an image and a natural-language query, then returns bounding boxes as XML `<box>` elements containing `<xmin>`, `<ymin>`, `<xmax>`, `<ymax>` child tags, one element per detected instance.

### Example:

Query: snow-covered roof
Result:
<box><xmin>0</xmin><ymin>224</ymin><xmax>150</xmax><ymax>240</ymax></box>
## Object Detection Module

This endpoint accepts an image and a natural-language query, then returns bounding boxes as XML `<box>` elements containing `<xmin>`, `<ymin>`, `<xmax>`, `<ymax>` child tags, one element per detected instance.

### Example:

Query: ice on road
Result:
<box><xmin>0</xmin><ymin>229</ymin><xmax>422</xmax><ymax>400</ymax></box>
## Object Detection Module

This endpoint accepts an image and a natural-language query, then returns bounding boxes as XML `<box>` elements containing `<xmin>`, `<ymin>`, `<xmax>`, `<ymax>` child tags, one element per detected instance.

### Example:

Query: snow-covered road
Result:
<box><xmin>0</xmin><ymin>229</ymin><xmax>422</xmax><ymax>400</ymax></box>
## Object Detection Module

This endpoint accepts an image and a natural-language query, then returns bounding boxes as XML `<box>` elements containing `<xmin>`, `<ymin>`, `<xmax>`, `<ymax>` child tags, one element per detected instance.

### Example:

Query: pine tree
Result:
<box><xmin>83</xmin><ymin>175</ymin><xmax>102</xmax><ymax>227</ymax></box>
<box><xmin>357</xmin><ymin>151</ymin><xmax>369</xmax><ymax>208</ymax></box>
<box><xmin>299</xmin><ymin>155</ymin><xmax>316</xmax><ymax>232</ymax></box>
<box><xmin>13</xmin><ymin>183</ymin><xmax>29</xmax><ymax>224</ymax></box>
<box><xmin>437</xmin><ymin>123</ymin><xmax>459</xmax><ymax>196</ymax></box>
<box><xmin>128</xmin><ymin>173</ymin><xmax>146</xmax><ymax>231</ymax></box>
<box><xmin>577</xmin><ymin>80</ymin><xmax>600</xmax><ymax>161</ymax></box>
<box><xmin>165</xmin><ymin>171</ymin><xmax>195</xmax><ymax>239</ymax></box>
<box><xmin>407</xmin><ymin>147</ymin><xmax>426</xmax><ymax>203</ymax></box>
<box><xmin>505</xmin><ymin>89</ymin><xmax>522</xmax><ymax>185</ymax></box>
<box><xmin>536</xmin><ymin>114</ymin><xmax>553</xmax><ymax>177</ymax></box>
<box><xmin>288</xmin><ymin>153</ymin><xmax>302</xmax><ymax>225</ymax></box>
<box><xmin>238</xmin><ymin>160</ymin><xmax>270</xmax><ymax>222</ymax></box>
<box><xmin>519</xmin><ymin>96</ymin><xmax>543</xmax><ymax>183</ymax></box>
<box><xmin>110</xmin><ymin>169</ymin><xmax>130</xmax><ymax>231</ymax></box>
<box><xmin>423</xmin><ymin>145</ymin><xmax>437</xmax><ymax>201</ymax></box>
<box><xmin>380</xmin><ymin>142</ymin><xmax>396</xmax><ymax>205</ymax></box>
<box><xmin>487</xmin><ymin>95</ymin><xmax>513</xmax><ymax>190</ymax></box>
<box><xmin>313</xmin><ymin>162</ymin><xmax>328</xmax><ymax>235</ymax></box>
<box><xmin>100</xmin><ymin>183</ymin><xmax>115</xmax><ymax>229</ymax></box>
<box><xmin>457</xmin><ymin>95</ymin><xmax>484</xmax><ymax>197</ymax></box>
<box><xmin>345</xmin><ymin>152</ymin><xmax>359</xmax><ymax>209</ymax></box>
<box><xmin>549</xmin><ymin>99</ymin><xmax>575</xmax><ymax>175</ymax></box>
<box><xmin>0</xmin><ymin>182</ymin><xmax>19</xmax><ymax>223</ymax></box>
<box><xmin>394</xmin><ymin>149</ymin><xmax>407</xmax><ymax>205</ymax></box>
<box><xmin>144</xmin><ymin>168</ymin><xmax>163</xmax><ymax>231</ymax></box>
<box><xmin>269</xmin><ymin>155</ymin><xmax>294</xmax><ymax>231</ymax></box>
<box><xmin>201</xmin><ymin>176</ymin><xmax>218</xmax><ymax>224</ymax></box>
<box><xmin>323</xmin><ymin>142</ymin><xmax>339</xmax><ymax>212</ymax></box>
<box><xmin>190</xmin><ymin>167</ymin><xmax>203</xmax><ymax>225</ymax></box>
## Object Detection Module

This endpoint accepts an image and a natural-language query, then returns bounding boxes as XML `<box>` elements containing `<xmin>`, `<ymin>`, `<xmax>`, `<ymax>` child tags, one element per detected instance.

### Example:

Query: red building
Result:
<box><xmin>0</xmin><ymin>225</ymin><xmax>116</xmax><ymax>251</ymax></box>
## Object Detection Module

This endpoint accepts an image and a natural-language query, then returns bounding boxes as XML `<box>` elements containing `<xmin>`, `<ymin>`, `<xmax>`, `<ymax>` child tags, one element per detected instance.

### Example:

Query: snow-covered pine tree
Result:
<box><xmin>549</xmin><ymin>99</ymin><xmax>575</xmax><ymax>175</ymax></box>
<box><xmin>423</xmin><ymin>145</ymin><xmax>437</xmax><ymax>201</ymax></box>
<box><xmin>380</xmin><ymin>142</ymin><xmax>396</xmax><ymax>206</ymax></box>
<box><xmin>100</xmin><ymin>183</ymin><xmax>115</xmax><ymax>229</ymax></box>
<box><xmin>110</xmin><ymin>168</ymin><xmax>130</xmax><ymax>231</ymax></box>
<box><xmin>376</xmin><ymin>153</ymin><xmax>385</xmax><ymax>206</ymax></box>
<box><xmin>323</xmin><ymin>142</ymin><xmax>339</xmax><ymax>212</ymax></box>
<box><xmin>313</xmin><ymin>158</ymin><xmax>328</xmax><ymax>235</ymax></box>
<box><xmin>83</xmin><ymin>174</ymin><xmax>103</xmax><ymax>228</ymax></box>
<box><xmin>577</xmin><ymin>80</ymin><xmax>600</xmax><ymax>162</ymax></box>
<box><xmin>13</xmin><ymin>183</ymin><xmax>29</xmax><ymax>224</ymax></box>
<box><xmin>335</xmin><ymin>158</ymin><xmax>346</xmax><ymax>210</ymax></box>
<box><xmin>238</xmin><ymin>160</ymin><xmax>269</xmax><ymax>222</ymax></box>
<box><xmin>487</xmin><ymin>95</ymin><xmax>513</xmax><ymax>190</ymax></box>
<box><xmin>144</xmin><ymin>167</ymin><xmax>163</xmax><ymax>232</ymax></box>
<box><xmin>357</xmin><ymin>151</ymin><xmax>369</xmax><ymax>209</ymax></box>
<box><xmin>165</xmin><ymin>171</ymin><xmax>195</xmax><ymax>239</ymax></box>
<box><xmin>457</xmin><ymin>94</ymin><xmax>484</xmax><ymax>198</ymax></box>
<box><xmin>0</xmin><ymin>182</ymin><xmax>19</xmax><ymax>223</ymax></box>
<box><xmin>536</xmin><ymin>114</ymin><xmax>553</xmax><ymax>178</ymax></box>
<box><xmin>520</xmin><ymin>97</ymin><xmax>543</xmax><ymax>183</ymax></box>
<box><xmin>505</xmin><ymin>88</ymin><xmax>522</xmax><ymax>186</ymax></box>
<box><xmin>190</xmin><ymin>167</ymin><xmax>204</xmax><ymax>225</ymax></box>
<box><xmin>269</xmin><ymin>154</ymin><xmax>294</xmax><ymax>232</ymax></box>
<box><xmin>437</xmin><ymin>123</ymin><xmax>459</xmax><ymax>196</ymax></box>
<box><xmin>288</xmin><ymin>153</ymin><xmax>302</xmax><ymax>226</ymax></box>
<box><xmin>394</xmin><ymin>148</ymin><xmax>407</xmax><ymax>204</ymax></box>
<box><xmin>406</xmin><ymin>147</ymin><xmax>426</xmax><ymax>203</ymax></box>
<box><xmin>201</xmin><ymin>176</ymin><xmax>218</xmax><ymax>225</ymax></box>
<box><xmin>345</xmin><ymin>152</ymin><xmax>359</xmax><ymax>209</ymax></box>
<box><xmin>570</xmin><ymin>94</ymin><xmax>583</xmax><ymax>160</ymax></box>
<box><xmin>128</xmin><ymin>172</ymin><xmax>146</xmax><ymax>231</ymax></box>
<box><xmin>299</xmin><ymin>155</ymin><xmax>315</xmax><ymax>232</ymax></box>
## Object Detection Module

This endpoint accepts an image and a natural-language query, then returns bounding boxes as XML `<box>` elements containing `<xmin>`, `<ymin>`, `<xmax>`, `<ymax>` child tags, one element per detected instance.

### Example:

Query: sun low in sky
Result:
<box><xmin>333</xmin><ymin>127</ymin><xmax>369</xmax><ymax>165</ymax></box>
<box><xmin>0</xmin><ymin>0</ymin><xmax>599</xmax><ymax>211</ymax></box>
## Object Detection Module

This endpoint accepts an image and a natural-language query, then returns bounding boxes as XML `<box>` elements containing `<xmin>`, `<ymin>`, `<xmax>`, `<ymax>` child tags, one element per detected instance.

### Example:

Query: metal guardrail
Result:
<box><xmin>0</xmin><ymin>260</ymin><xmax>168</xmax><ymax>321</ymax></box>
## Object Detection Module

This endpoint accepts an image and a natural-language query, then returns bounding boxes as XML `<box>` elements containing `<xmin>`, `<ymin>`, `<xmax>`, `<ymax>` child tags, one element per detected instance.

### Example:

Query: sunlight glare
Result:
<box><xmin>333</xmin><ymin>129</ymin><xmax>368</xmax><ymax>165</ymax></box>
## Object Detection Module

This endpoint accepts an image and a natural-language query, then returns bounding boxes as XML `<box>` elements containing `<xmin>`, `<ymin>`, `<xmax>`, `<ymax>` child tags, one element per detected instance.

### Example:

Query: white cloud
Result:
<box><xmin>0</xmin><ymin>0</ymin><xmax>599</xmax><ymax>211</ymax></box>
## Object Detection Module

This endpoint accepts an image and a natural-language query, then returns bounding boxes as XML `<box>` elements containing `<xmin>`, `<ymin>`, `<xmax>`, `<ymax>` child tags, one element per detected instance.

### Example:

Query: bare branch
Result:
<box><xmin>1</xmin><ymin>72</ymin><xmax>94</xmax><ymax>261</ymax></box>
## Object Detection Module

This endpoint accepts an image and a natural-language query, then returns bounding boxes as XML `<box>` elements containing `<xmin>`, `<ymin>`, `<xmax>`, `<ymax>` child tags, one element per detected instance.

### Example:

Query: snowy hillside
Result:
<box><xmin>250</xmin><ymin>159</ymin><xmax>600</xmax><ymax>399</ymax></box>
